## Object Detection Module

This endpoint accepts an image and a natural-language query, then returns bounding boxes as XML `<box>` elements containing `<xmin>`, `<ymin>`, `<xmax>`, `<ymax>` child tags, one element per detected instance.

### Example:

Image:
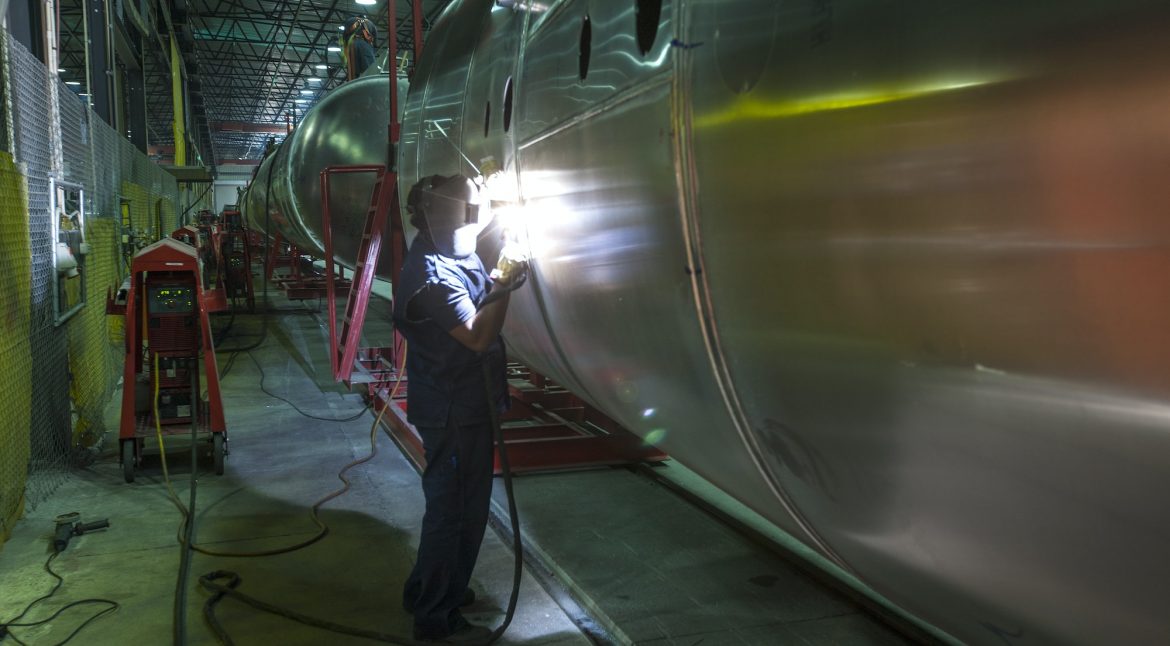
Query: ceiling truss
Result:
<box><xmin>55</xmin><ymin>0</ymin><xmax>453</xmax><ymax>167</ymax></box>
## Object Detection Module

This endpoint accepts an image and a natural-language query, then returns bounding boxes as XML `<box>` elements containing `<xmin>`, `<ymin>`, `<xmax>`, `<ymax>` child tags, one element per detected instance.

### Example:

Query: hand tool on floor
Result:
<box><xmin>53</xmin><ymin>512</ymin><xmax>110</xmax><ymax>553</ymax></box>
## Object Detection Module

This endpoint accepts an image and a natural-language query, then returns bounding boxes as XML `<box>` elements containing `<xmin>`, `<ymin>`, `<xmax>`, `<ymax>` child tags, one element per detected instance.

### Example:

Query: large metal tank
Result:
<box><xmin>242</xmin><ymin>73</ymin><xmax>403</xmax><ymax>274</ymax></box>
<box><xmin>398</xmin><ymin>1</ymin><xmax>1170</xmax><ymax>645</ymax></box>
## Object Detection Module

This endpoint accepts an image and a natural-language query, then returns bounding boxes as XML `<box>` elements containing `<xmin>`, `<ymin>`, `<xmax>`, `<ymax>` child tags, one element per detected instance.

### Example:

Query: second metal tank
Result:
<box><xmin>242</xmin><ymin>72</ymin><xmax>406</xmax><ymax>274</ymax></box>
<box><xmin>245</xmin><ymin>1</ymin><xmax>1170</xmax><ymax>645</ymax></box>
<box><xmin>398</xmin><ymin>2</ymin><xmax>1170</xmax><ymax>646</ymax></box>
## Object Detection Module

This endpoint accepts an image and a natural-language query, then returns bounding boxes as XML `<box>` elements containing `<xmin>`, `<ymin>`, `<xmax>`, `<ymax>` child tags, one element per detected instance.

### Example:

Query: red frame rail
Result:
<box><xmin>378</xmin><ymin>364</ymin><xmax>669</xmax><ymax>475</ymax></box>
<box><xmin>320</xmin><ymin>164</ymin><xmax>397</xmax><ymax>383</ymax></box>
<box><xmin>366</xmin><ymin>1</ymin><xmax>667</xmax><ymax>472</ymax></box>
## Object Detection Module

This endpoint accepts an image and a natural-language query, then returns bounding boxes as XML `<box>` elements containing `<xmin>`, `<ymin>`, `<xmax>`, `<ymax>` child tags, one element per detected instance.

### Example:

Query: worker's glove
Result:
<box><xmin>490</xmin><ymin>245</ymin><xmax>529</xmax><ymax>290</ymax></box>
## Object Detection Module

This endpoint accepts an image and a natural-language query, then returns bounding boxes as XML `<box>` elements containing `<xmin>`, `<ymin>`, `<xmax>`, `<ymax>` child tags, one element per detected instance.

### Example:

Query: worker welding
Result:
<box><xmin>5</xmin><ymin>1</ymin><xmax>1169</xmax><ymax>645</ymax></box>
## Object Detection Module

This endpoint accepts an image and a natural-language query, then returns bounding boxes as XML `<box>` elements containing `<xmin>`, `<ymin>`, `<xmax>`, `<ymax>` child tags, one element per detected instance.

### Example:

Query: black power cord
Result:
<box><xmin>178</xmin><ymin>184</ymin><xmax>215</xmax><ymax>224</ymax></box>
<box><xmin>174</xmin><ymin>358</ymin><xmax>202</xmax><ymax>646</ymax></box>
<box><xmin>196</xmin><ymin>383</ymin><xmax>418</xmax><ymax>644</ymax></box>
<box><xmin>198</xmin><ymin>351</ymin><xmax>525</xmax><ymax>646</ymax></box>
<box><xmin>247</xmin><ymin>351</ymin><xmax>371</xmax><ymax>423</ymax></box>
<box><xmin>481</xmin><ymin>354</ymin><xmax>523</xmax><ymax>642</ymax></box>
<box><xmin>0</xmin><ymin>552</ymin><xmax>120</xmax><ymax>645</ymax></box>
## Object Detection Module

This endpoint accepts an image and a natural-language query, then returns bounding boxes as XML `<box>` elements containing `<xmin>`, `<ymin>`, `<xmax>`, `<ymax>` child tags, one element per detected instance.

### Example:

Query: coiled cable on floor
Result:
<box><xmin>0</xmin><ymin>552</ymin><xmax>120</xmax><ymax>646</ymax></box>
<box><xmin>162</xmin><ymin>351</ymin><xmax>405</xmax><ymax>643</ymax></box>
<box><xmin>153</xmin><ymin>356</ymin><xmax>381</xmax><ymax>560</ymax></box>
<box><xmin>198</xmin><ymin>347</ymin><xmax>411</xmax><ymax>643</ymax></box>
<box><xmin>199</xmin><ymin>341</ymin><xmax>526</xmax><ymax>646</ymax></box>
<box><xmin>247</xmin><ymin>350</ymin><xmax>371</xmax><ymax>423</ymax></box>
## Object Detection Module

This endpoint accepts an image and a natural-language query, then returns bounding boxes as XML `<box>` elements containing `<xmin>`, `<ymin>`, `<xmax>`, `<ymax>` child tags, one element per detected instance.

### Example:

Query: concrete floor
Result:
<box><xmin>0</xmin><ymin>288</ymin><xmax>933</xmax><ymax>645</ymax></box>
<box><xmin>0</xmin><ymin>300</ymin><xmax>587</xmax><ymax>645</ymax></box>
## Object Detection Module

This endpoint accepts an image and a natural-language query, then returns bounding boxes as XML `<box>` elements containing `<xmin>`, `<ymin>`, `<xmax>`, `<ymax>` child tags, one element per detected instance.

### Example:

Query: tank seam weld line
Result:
<box><xmin>668</xmin><ymin>14</ymin><xmax>852</xmax><ymax>574</ymax></box>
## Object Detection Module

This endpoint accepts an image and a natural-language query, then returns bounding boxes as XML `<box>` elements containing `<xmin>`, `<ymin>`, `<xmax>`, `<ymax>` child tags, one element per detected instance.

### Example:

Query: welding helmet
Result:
<box><xmin>407</xmin><ymin>174</ymin><xmax>490</xmax><ymax>259</ymax></box>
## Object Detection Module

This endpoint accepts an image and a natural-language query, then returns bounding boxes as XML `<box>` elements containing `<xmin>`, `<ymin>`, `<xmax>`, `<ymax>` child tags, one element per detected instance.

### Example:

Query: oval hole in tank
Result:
<box><xmin>579</xmin><ymin>14</ymin><xmax>592</xmax><ymax>81</ymax></box>
<box><xmin>502</xmin><ymin>76</ymin><xmax>514</xmax><ymax>133</ymax></box>
<box><xmin>484</xmin><ymin>101</ymin><xmax>491</xmax><ymax>138</ymax></box>
<box><xmin>635</xmin><ymin>0</ymin><xmax>662</xmax><ymax>56</ymax></box>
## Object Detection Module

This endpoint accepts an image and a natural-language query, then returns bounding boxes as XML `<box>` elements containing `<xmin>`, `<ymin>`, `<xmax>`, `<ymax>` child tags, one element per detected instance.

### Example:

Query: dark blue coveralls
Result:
<box><xmin>393</xmin><ymin>234</ymin><xmax>507</xmax><ymax>638</ymax></box>
<box><xmin>351</xmin><ymin>38</ymin><xmax>375</xmax><ymax>77</ymax></box>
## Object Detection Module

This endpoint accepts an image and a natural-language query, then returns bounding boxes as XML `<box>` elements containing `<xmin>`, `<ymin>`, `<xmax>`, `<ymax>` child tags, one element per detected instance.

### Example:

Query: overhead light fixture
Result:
<box><xmin>307</xmin><ymin>77</ymin><xmax>322</xmax><ymax>83</ymax></box>
<box><xmin>57</xmin><ymin>67</ymin><xmax>66</xmax><ymax>73</ymax></box>
<box><xmin>295</xmin><ymin>99</ymin><xmax>308</xmax><ymax>103</ymax></box>
<box><xmin>356</xmin><ymin>0</ymin><xmax>375</xmax><ymax>5</ymax></box>
<box><xmin>300</xmin><ymin>88</ymin><xmax>314</xmax><ymax>95</ymax></box>
<box><xmin>79</xmin><ymin>93</ymin><xmax>90</xmax><ymax>97</ymax></box>
<box><xmin>337</xmin><ymin>25</ymin><xmax>345</xmax><ymax>31</ymax></box>
<box><xmin>327</xmin><ymin>43</ymin><xmax>341</xmax><ymax>52</ymax></box>
<box><xmin>314</xmin><ymin>63</ymin><xmax>327</xmax><ymax>70</ymax></box>
<box><xmin>66</xmin><ymin>81</ymin><xmax>81</xmax><ymax>86</ymax></box>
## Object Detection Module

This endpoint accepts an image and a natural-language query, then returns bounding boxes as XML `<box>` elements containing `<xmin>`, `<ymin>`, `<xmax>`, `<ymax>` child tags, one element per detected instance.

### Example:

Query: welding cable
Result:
<box><xmin>176</xmin><ymin>349</ymin><xmax>405</xmax><ymax>559</ymax></box>
<box><xmin>260</xmin><ymin>158</ymin><xmax>276</xmax><ymax>313</ymax></box>
<box><xmin>212</xmin><ymin>311</ymin><xmax>236</xmax><ymax>346</ymax></box>
<box><xmin>200</xmin><ymin>570</ymin><xmax>415</xmax><ymax>646</ymax></box>
<box><xmin>174</xmin><ymin>357</ymin><xmax>204</xmax><ymax>646</ymax></box>
<box><xmin>481</xmin><ymin>354</ymin><xmax>522</xmax><ymax>644</ymax></box>
<box><xmin>246</xmin><ymin>350</ymin><xmax>371</xmax><ymax>423</ymax></box>
<box><xmin>153</xmin><ymin>353</ymin><xmax>386</xmax><ymax>564</ymax></box>
<box><xmin>153</xmin><ymin>354</ymin><xmax>195</xmax><ymax>518</ymax></box>
<box><xmin>202</xmin><ymin>155</ymin><xmax>282</xmax><ymax>360</ymax></box>
<box><xmin>198</xmin><ymin>348</ymin><xmax>412</xmax><ymax>644</ymax></box>
<box><xmin>200</xmin><ymin>342</ymin><xmax>528</xmax><ymax>646</ymax></box>
<box><xmin>217</xmin><ymin>350</ymin><xmax>244</xmax><ymax>381</ymax></box>
<box><xmin>0</xmin><ymin>552</ymin><xmax>120</xmax><ymax>646</ymax></box>
<box><xmin>210</xmin><ymin>310</ymin><xmax>270</xmax><ymax>354</ymax></box>
<box><xmin>178</xmin><ymin>184</ymin><xmax>215</xmax><ymax>224</ymax></box>
<box><xmin>187</xmin><ymin>347</ymin><xmax>405</xmax><ymax>563</ymax></box>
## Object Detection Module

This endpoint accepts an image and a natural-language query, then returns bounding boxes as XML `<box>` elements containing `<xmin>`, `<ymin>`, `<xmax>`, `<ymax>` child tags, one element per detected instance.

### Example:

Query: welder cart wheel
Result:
<box><xmin>213</xmin><ymin>433</ymin><xmax>225</xmax><ymax>476</ymax></box>
<box><xmin>121</xmin><ymin>440</ymin><xmax>135</xmax><ymax>483</ymax></box>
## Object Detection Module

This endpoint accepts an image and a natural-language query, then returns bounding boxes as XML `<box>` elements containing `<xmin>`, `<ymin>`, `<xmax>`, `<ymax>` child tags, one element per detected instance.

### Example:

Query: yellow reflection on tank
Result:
<box><xmin>693</xmin><ymin>79</ymin><xmax>994</xmax><ymax>129</ymax></box>
<box><xmin>643</xmin><ymin>428</ymin><xmax>668</xmax><ymax>445</ymax></box>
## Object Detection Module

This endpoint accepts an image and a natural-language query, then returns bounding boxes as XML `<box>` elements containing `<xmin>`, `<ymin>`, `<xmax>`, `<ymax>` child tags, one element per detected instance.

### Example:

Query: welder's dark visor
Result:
<box><xmin>428</xmin><ymin>191</ymin><xmax>481</xmax><ymax>226</ymax></box>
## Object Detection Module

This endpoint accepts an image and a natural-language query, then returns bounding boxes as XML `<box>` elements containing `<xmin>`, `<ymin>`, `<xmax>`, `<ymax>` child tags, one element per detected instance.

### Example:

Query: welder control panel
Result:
<box><xmin>148</xmin><ymin>286</ymin><xmax>195</xmax><ymax>314</ymax></box>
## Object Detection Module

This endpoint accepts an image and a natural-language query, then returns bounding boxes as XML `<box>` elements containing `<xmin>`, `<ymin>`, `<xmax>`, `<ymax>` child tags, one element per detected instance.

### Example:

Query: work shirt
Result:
<box><xmin>352</xmin><ymin>39</ymin><xmax>375</xmax><ymax>78</ymax></box>
<box><xmin>393</xmin><ymin>235</ymin><xmax>508</xmax><ymax>428</ymax></box>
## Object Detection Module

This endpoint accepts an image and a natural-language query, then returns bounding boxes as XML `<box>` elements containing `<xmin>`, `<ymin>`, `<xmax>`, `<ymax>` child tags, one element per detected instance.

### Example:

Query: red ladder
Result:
<box><xmin>321</xmin><ymin>164</ymin><xmax>397</xmax><ymax>384</ymax></box>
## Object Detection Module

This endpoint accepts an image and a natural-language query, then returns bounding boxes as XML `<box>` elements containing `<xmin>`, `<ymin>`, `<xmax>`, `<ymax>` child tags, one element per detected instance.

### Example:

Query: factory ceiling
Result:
<box><xmin>54</xmin><ymin>0</ymin><xmax>453</xmax><ymax>168</ymax></box>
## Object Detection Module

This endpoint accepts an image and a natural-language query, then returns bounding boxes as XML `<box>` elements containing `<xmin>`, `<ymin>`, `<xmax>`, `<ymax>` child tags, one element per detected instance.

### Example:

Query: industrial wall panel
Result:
<box><xmin>66</xmin><ymin>219</ymin><xmax>118</xmax><ymax>452</ymax></box>
<box><xmin>8</xmin><ymin>35</ymin><xmax>72</xmax><ymax>509</ymax></box>
<box><xmin>59</xmin><ymin>87</ymin><xmax>91</xmax><ymax>195</ymax></box>
<box><xmin>0</xmin><ymin>151</ymin><xmax>32</xmax><ymax>543</ymax></box>
<box><xmin>0</xmin><ymin>32</ymin><xmax>180</xmax><ymax>531</ymax></box>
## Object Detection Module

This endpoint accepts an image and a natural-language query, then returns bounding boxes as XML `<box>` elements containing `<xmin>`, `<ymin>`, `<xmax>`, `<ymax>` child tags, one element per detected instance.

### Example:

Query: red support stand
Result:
<box><xmin>320</xmin><ymin>164</ymin><xmax>397</xmax><ymax>384</ymax></box>
<box><xmin>378</xmin><ymin>363</ymin><xmax>668</xmax><ymax>475</ymax></box>
<box><xmin>360</xmin><ymin>0</ymin><xmax>664</xmax><ymax>474</ymax></box>
<box><xmin>265</xmin><ymin>231</ymin><xmax>287</xmax><ymax>282</ymax></box>
<box><xmin>262</xmin><ymin>229</ymin><xmax>350</xmax><ymax>301</ymax></box>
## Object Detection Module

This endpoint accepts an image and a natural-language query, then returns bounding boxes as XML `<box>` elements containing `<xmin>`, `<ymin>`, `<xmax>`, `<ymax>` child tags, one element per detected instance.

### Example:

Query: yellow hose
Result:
<box><xmin>154</xmin><ymin>353</ymin><xmax>190</xmax><ymax>517</ymax></box>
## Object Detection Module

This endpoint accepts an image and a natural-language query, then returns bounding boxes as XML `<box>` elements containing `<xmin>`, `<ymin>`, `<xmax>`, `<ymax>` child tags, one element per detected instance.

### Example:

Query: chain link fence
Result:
<box><xmin>0</xmin><ymin>31</ymin><xmax>182</xmax><ymax>527</ymax></box>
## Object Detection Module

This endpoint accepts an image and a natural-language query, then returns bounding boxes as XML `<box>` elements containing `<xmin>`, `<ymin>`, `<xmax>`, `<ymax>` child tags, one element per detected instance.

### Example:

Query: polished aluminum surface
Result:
<box><xmin>241</xmin><ymin>74</ymin><xmax>400</xmax><ymax>274</ymax></box>
<box><xmin>263</xmin><ymin>0</ymin><xmax>1170</xmax><ymax>643</ymax></box>
<box><xmin>679</xmin><ymin>2</ymin><xmax>1170</xmax><ymax>644</ymax></box>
